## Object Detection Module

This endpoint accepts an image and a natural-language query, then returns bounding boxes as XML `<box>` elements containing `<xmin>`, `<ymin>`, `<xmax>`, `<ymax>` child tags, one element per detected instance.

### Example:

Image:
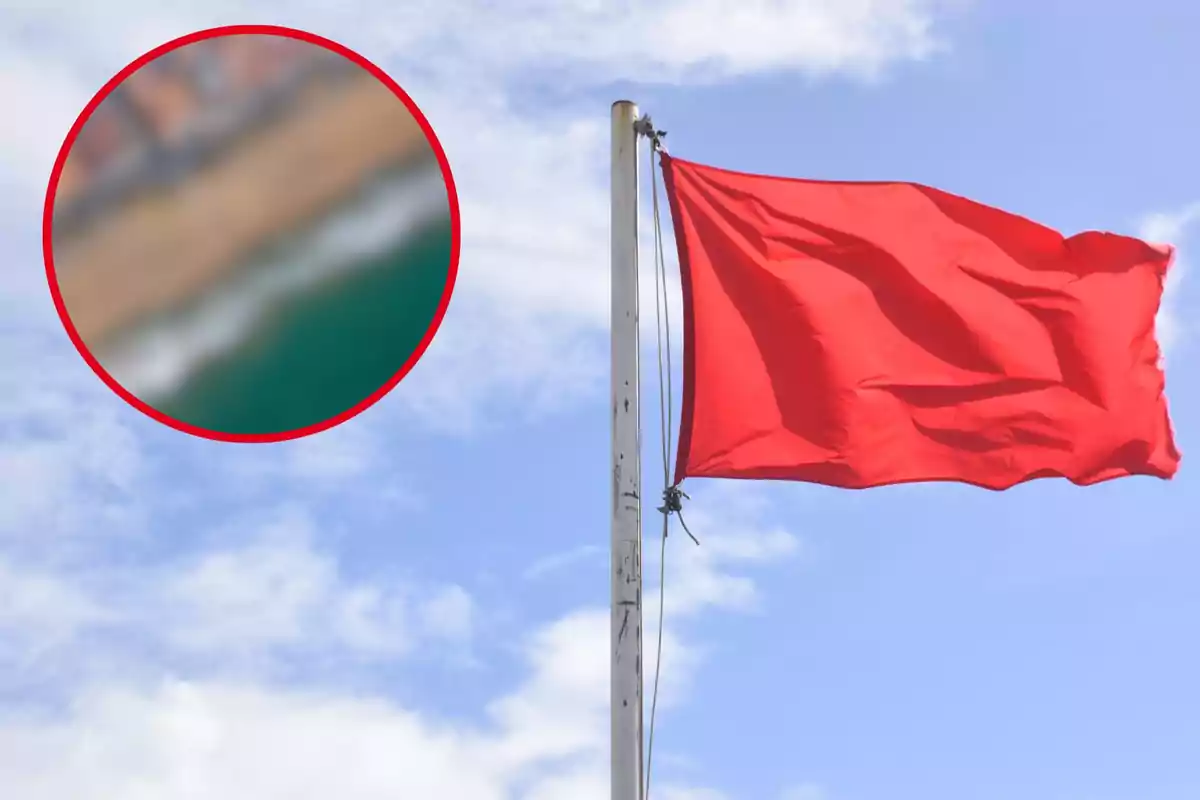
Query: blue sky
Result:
<box><xmin>0</xmin><ymin>2</ymin><xmax>1197</xmax><ymax>799</ymax></box>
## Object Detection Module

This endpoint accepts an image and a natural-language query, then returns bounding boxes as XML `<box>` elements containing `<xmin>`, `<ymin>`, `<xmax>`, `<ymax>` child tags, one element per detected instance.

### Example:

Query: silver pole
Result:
<box><xmin>610</xmin><ymin>99</ymin><xmax>643</xmax><ymax>800</ymax></box>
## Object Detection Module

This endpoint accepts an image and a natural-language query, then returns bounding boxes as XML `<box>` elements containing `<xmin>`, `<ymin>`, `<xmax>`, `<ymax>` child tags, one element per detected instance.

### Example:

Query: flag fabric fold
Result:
<box><xmin>661</xmin><ymin>154</ymin><xmax>1180</xmax><ymax>491</ymax></box>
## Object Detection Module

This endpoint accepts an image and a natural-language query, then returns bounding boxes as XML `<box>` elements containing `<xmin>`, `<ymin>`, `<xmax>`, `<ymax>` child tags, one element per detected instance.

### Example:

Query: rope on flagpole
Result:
<box><xmin>657</xmin><ymin>485</ymin><xmax>699</xmax><ymax>546</ymax></box>
<box><xmin>638</xmin><ymin>115</ymin><xmax>700</xmax><ymax>800</ymax></box>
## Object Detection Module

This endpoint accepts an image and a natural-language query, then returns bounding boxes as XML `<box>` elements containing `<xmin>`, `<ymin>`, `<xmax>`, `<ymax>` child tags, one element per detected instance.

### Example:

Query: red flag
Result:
<box><xmin>662</xmin><ymin>154</ymin><xmax>1180</xmax><ymax>490</ymax></box>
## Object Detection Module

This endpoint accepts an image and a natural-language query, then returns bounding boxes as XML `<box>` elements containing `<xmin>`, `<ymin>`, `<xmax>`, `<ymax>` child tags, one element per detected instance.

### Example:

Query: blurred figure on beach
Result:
<box><xmin>50</xmin><ymin>33</ymin><xmax>453</xmax><ymax>437</ymax></box>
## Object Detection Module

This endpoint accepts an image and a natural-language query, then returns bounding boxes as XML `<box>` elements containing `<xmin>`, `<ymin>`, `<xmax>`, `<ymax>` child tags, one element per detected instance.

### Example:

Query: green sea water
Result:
<box><xmin>155</xmin><ymin>219</ymin><xmax>453</xmax><ymax>436</ymax></box>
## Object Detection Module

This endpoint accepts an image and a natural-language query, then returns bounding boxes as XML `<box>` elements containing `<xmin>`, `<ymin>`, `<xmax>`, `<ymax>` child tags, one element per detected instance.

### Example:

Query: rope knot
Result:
<box><xmin>657</xmin><ymin>485</ymin><xmax>686</xmax><ymax>516</ymax></box>
<box><xmin>657</xmin><ymin>485</ymin><xmax>699</xmax><ymax>546</ymax></box>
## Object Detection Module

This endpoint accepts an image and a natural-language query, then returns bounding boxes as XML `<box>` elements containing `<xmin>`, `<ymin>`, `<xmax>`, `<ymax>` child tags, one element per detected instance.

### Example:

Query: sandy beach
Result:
<box><xmin>53</xmin><ymin>70</ymin><xmax>437</xmax><ymax>348</ymax></box>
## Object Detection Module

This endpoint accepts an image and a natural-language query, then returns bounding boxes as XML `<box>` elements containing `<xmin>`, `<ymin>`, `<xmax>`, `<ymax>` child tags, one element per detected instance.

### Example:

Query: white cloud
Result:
<box><xmin>394</xmin><ymin>300</ymin><xmax>610</xmax><ymax>432</ymax></box>
<box><xmin>638</xmin><ymin>482</ymin><xmax>801</xmax><ymax>716</ymax></box>
<box><xmin>0</xmin><ymin>51</ymin><xmax>89</xmax><ymax>187</ymax></box>
<box><xmin>420</xmin><ymin>584</ymin><xmax>475</xmax><ymax>640</ymax></box>
<box><xmin>214</xmin><ymin>421</ymin><xmax>425</xmax><ymax>510</ymax></box>
<box><xmin>0</xmin><ymin>557</ymin><xmax>112</xmax><ymax>667</ymax></box>
<box><xmin>1139</xmin><ymin>202</ymin><xmax>1200</xmax><ymax>356</ymax></box>
<box><xmin>0</xmin><ymin>479</ymin><xmax>800</xmax><ymax>797</ymax></box>
<box><xmin>160</xmin><ymin>508</ymin><xmax>413</xmax><ymax>658</ymax></box>
<box><xmin>157</xmin><ymin>513</ymin><xmax>470</xmax><ymax>663</ymax></box>
<box><xmin>650</xmin><ymin>483</ymin><xmax>802</xmax><ymax>619</ymax></box>
<box><xmin>0</xmin><ymin>634</ymin><xmax>727</xmax><ymax>800</ymax></box>
<box><xmin>0</xmin><ymin>504</ymin><xmax>475</xmax><ymax>688</ymax></box>
<box><xmin>0</xmin><ymin>0</ymin><xmax>948</xmax><ymax>91</ymax></box>
<box><xmin>486</xmin><ymin>609</ymin><xmax>609</xmax><ymax>771</ymax></box>
<box><xmin>0</xmin><ymin>681</ymin><xmax>510</xmax><ymax>800</ymax></box>
<box><xmin>0</xmin><ymin>331</ymin><xmax>148</xmax><ymax>541</ymax></box>
<box><xmin>780</xmin><ymin>784</ymin><xmax>828</xmax><ymax>800</ymax></box>
<box><xmin>523</xmin><ymin>544</ymin><xmax>606</xmax><ymax>580</ymax></box>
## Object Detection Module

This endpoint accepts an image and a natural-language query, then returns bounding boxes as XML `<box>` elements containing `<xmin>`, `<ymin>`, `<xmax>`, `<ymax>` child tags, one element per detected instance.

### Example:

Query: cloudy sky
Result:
<box><xmin>1</xmin><ymin>2</ymin><xmax>1198</xmax><ymax>799</ymax></box>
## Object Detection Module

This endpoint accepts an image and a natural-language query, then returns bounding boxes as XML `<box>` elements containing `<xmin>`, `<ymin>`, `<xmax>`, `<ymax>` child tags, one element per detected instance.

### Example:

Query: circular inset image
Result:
<box><xmin>44</xmin><ymin>25</ymin><xmax>460</xmax><ymax>442</ymax></box>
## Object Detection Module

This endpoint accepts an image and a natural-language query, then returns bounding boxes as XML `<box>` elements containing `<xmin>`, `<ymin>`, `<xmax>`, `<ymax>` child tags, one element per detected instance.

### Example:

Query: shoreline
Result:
<box><xmin>153</xmin><ymin>220</ymin><xmax>453</xmax><ymax>434</ymax></box>
<box><xmin>53</xmin><ymin>70</ymin><xmax>438</xmax><ymax>349</ymax></box>
<box><xmin>97</xmin><ymin>163</ymin><xmax>452</xmax><ymax>403</ymax></box>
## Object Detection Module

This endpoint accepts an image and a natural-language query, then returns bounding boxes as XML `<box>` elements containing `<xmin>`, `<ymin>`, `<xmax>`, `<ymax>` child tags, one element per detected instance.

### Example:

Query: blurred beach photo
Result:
<box><xmin>48</xmin><ymin>31</ymin><xmax>455</xmax><ymax>437</ymax></box>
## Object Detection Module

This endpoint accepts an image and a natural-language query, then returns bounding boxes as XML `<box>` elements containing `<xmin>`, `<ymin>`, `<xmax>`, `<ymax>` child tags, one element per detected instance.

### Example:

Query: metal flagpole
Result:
<box><xmin>610</xmin><ymin>99</ymin><xmax>644</xmax><ymax>800</ymax></box>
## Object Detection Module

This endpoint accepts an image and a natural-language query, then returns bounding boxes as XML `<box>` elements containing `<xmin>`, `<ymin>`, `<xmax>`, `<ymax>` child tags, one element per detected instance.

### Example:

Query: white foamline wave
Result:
<box><xmin>99</xmin><ymin>163</ymin><xmax>450</xmax><ymax>403</ymax></box>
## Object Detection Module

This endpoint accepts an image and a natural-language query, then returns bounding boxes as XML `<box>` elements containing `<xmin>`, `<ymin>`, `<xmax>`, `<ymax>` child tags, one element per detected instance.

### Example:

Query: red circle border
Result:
<box><xmin>42</xmin><ymin>24</ymin><xmax>462</xmax><ymax>444</ymax></box>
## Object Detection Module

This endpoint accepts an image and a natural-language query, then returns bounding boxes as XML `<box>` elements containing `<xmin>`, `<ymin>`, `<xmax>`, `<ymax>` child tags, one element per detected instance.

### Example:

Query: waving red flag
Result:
<box><xmin>662</xmin><ymin>154</ymin><xmax>1180</xmax><ymax>490</ymax></box>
